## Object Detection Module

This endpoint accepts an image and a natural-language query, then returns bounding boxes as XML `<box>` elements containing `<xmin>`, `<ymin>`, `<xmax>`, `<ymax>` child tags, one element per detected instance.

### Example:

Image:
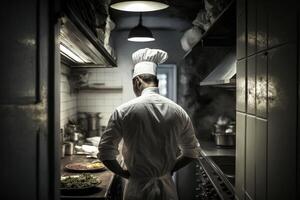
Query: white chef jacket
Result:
<box><xmin>98</xmin><ymin>87</ymin><xmax>200</xmax><ymax>200</ymax></box>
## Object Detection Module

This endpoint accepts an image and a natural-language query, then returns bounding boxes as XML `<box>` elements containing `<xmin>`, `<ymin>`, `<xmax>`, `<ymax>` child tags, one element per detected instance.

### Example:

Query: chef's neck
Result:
<box><xmin>134</xmin><ymin>82</ymin><xmax>158</xmax><ymax>97</ymax></box>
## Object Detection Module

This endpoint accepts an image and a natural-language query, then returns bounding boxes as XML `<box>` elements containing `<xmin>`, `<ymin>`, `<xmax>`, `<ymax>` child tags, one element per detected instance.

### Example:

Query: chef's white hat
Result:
<box><xmin>132</xmin><ymin>48</ymin><xmax>168</xmax><ymax>79</ymax></box>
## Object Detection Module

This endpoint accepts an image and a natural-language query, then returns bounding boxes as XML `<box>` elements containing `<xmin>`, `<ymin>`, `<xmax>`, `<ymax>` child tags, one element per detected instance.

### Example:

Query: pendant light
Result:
<box><xmin>110</xmin><ymin>1</ymin><xmax>169</xmax><ymax>12</ymax></box>
<box><xmin>128</xmin><ymin>13</ymin><xmax>155</xmax><ymax>42</ymax></box>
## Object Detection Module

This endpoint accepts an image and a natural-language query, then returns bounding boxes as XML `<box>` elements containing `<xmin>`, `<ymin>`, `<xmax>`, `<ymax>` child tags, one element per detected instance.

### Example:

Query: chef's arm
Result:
<box><xmin>172</xmin><ymin>156</ymin><xmax>195</xmax><ymax>174</ymax></box>
<box><xmin>102</xmin><ymin>159</ymin><xmax>130</xmax><ymax>179</ymax></box>
<box><xmin>98</xmin><ymin>110</ymin><xmax>129</xmax><ymax>178</ymax></box>
<box><xmin>173</xmin><ymin>111</ymin><xmax>201</xmax><ymax>174</ymax></box>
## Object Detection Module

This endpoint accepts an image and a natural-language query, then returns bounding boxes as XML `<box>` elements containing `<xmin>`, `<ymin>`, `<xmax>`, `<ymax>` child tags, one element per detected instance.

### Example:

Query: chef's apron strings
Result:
<box><xmin>139</xmin><ymin>174</ymin><xmax>171</xmax><ymax>200</ymax></box>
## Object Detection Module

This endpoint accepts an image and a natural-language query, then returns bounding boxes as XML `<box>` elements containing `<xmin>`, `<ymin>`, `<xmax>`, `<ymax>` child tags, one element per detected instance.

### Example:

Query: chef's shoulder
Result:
<box><xmin>158</xmin><ymin>95</ymin><xmax>191</xmax><ymax>119</ymax></box>
<box><xmin>112</xmin><ymin>97</ymin><xmax>142</xmax><ymax>116</ymax></box>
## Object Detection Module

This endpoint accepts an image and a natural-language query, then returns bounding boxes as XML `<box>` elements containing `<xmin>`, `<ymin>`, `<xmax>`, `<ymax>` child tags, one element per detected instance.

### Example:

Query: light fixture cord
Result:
<box><xmin>139</xmin><ymin>12</ymin><xmax>143</xmax><ymax>25</ymax></box>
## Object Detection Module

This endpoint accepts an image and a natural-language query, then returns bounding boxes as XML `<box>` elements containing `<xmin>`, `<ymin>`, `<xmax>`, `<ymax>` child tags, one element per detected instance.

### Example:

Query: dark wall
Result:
<box><xmin>112</xmin><ymin>29</ymin><xmax>186</xmax><ymax>64</ymax></box>
<box><xmin>177</xmin><ymin>47</ymin><xmax>236</xmax><ymax>139</ymax></box>
<box><xmin>111</xmin><ymin>29</ymin><xmax>186</xmax><ymax>102</ymax></box>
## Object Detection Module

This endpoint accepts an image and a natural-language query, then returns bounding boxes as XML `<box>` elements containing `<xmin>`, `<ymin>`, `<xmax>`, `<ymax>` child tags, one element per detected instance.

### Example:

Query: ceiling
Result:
<box><xmin>109</xmin><ymin>0</ymin><xmax>204</xmax><ymax>31</ymax></box>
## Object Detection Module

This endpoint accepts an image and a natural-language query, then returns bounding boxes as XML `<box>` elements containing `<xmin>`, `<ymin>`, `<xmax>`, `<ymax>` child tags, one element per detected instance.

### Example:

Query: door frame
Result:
<box><xmin>50</xmin><ymin>1</ymin><xmax>62</xmax><ymax>199</ymax></box>
<box><xmin>157</xmin><ymin>64</ymin><xmax>177</xmax><ymax>102</ymax></box>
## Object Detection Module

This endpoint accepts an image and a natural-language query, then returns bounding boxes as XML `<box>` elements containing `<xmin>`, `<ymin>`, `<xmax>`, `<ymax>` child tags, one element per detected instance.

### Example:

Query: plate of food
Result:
<box><xmin>60</xmin><ymin>173</ymin><xmax>102</xmax><ymax>196</ymax></box>
<box><xmin>64</xmin><ymin>161</ymin><xmax>106</xmax><ymax>172</ymax></box>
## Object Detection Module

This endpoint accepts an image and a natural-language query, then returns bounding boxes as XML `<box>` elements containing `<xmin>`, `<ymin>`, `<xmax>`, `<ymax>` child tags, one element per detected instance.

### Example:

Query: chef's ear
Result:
<box><xmin>136</xmin><ymin>76</ymin><xmax>145</xmax><ymax>87</ymax></box>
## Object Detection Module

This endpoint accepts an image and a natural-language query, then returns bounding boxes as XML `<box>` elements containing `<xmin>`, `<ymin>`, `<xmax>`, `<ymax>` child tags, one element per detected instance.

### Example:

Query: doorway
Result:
<box><xmin>157</xmin><ymin>64</ymin><xmax>177</xmax><ymax>102</ymax></box>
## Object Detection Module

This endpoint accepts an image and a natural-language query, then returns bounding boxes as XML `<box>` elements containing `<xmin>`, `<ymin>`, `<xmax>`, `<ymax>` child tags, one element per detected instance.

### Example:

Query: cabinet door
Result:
<box><xmin>247</xmin><ymin>0</ymin><xmax>257</xmax><ymax>56</ymax></box>
<box><xmin>0</xmin><ymin>0</ymin><xmax>57</xmax><ymax>199</ymax></box>
<box><xmin>268</xmin><ymin>44</ymin><xmax>297</xmax><ymax>200</ymax></box>
<box><xmin>237</xmin><ymin>0</ymin><xmax>246</xmax><ymax>16</ymax></box>
<box><xmin>256</xmin><ymin>0</ymin><xmax>267</xmax><ymax>51</ymax></box>
<box><xmin>245</xmin><ymin>115</ymin><xmax>255</xmax><ymax>200</ymax></box>
<box><xmin>237</xmin><ymin>11</ymin><xmax>246</xmax><ymax>60</ymax></box>
<box><xmin>298</xmin><ymin>15</ymin><xmax>300</xmax><ymax>200</ymax></box>
<box><xmin>235</xmin><ymin>112</ymin><xmax>246</xmax><ymax>200</ymax></box>
<box><xmin>256</xmin><ymin>53</ymin><xmax>267</xmax><ymax>118</ymax></box>
<box><xmin>237</xmin><ymin>59</ymin><xmax>247</xmax><ymax>112</ymax></box>
<box><xmin>255</xmin><ymin>118</ymin><xmax>267</xmax><ymax>200</ymax></box>
<box><xmin>268</xmin><ymin>0</ymin><xmax>297</xmax><ymax>47</ymax></box>
<box><xmin>247</xmin><ymin>56</ymin><xmax>256</xmax><ymax>115</ymax></box>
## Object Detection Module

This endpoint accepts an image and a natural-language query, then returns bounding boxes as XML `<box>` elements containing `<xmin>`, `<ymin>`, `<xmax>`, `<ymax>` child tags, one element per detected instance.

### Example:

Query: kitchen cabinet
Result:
<box><xmin>237</xmin><ymin>11</ymin><xmax>246</xmax><ymax>60</ymax></box>
<box><xmin>256</xmin><ymin>0</ymin><xmax>267</xmax><ymax>52</ymax></box>
<box><xmin>298</xmin><ymin>15</ymin><xmax>300</xmax><ymax>200</ymax></box>
<box><xmin>267</xmin><ymin>44</ymin><xmax>297</xmax><ymax>200</ymax></box>
<box><xmin>245</xmin><ymin>115</ymin><xmax>255</xmax><ymax>200</ymax></box>
<box><xmin>247</xmin><ymin>56</ymin><xmax>256</xmax><ymax>115</ymax></box>
<box><xmin>255</xmin><ymin>118</ymin><xmax>267</xmax><ymax>200</ymax></box>
<box><xmin>236</xmin><ymin>1</ymin><xmax>299</xmax><ymax>200</ymax></box>
<box><xmin>0</xmin><ymin>0</ymin><xmax>57</xmax><ymax>199</ymax></box>
<box><xmin>235</xmin><ymin>112</ymin><xmax>246</xmax><ymax>200</ymax></box>
<box><xmin>237</xmin><ymin>0</ymin><xmax>245</xmax><ymax>16</ymax></box>
<box><xmin>268</xmin><ymin>0</ymin><xmax>297</xmax><ymax>48</ymax></box>
<box><xmin>0</xmin><ymin>1</ymin><xmax>38</xmax><ymax>104</ymax></box>
<box><xmin>255</xmin><ymin>53</ymin><xmax>267</xmax><ymax>118</ymax></box>
<box><xmin>236</xmin><ymin>59</ymin><xmax>247</xmax><ymax>112</ymax></box>
<box><xmin>247</xmin><ymin>0</ymin><xmax>256</xmax><ymax>56</ymax></box>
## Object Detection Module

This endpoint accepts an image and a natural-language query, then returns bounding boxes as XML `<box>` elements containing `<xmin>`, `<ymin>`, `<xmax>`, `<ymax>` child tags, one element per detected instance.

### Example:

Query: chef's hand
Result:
<box><xmin>102</xmin><ymin>160</ymin><xmax>130</xmax><ymax>179</ymax></box>
<box><xmin>172</xmin><ymin>155</ymin><xmax>195</xmax><ymax>173</ymax></box>
<box><xmin>120</xmin><ymin>170</ymin><xmax>130</xmax><ymax>179</ymax></box>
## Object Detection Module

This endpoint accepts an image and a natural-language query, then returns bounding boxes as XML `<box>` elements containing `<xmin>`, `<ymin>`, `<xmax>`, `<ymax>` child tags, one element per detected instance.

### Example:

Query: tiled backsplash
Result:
<box><xmin>60</xmin><ymin>63</ymin><xmax>77</xmax><ymax>128</ymax></box>
<box><xmin>60</xmin><ymin>63</ymin><xmax>134</xmax><ymax>128</ymax></box>
<box><xmin>77</xmin><ymin>68</ymin><xmax>123</xmax><ymax>125</ymax></box>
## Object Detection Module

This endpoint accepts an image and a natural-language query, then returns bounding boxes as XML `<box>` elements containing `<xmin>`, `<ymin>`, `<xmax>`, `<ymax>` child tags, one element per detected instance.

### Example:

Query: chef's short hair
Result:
<box><xmin>134</xmin><ymin>74</ymin><xmax>158</xmax><ymax>85</ymax></box>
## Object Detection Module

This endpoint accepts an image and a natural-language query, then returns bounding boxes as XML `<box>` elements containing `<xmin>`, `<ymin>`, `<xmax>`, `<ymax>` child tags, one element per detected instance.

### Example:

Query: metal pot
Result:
<box><xmin>213</xmin><ymin>133</ymin><xmax>235</xmax><ymax>147</ymax></box>
<box><xmin>70</xmin><ymin>132</ymin><xmax>79</xmax><ymax>142</ymax></box>
<box><xmin>86</xmin><ymin>112</ymin><xmax>102</xmax><ymax>137</ymax></box>
<box><xmin>61</xmin><ymin>144</ymin><xmax>65</xmax><ymax>158</ymax></box>
<box><xmin>65</xmin><ymin>142</ymin><xmax>74</xmax><ymax>155</ymax></box>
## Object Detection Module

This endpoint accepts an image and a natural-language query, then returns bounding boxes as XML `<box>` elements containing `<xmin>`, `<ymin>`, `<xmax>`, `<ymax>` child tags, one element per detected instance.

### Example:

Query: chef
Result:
<box><xmin>98</xmin><ymin>48</ymin><xmax>200</xmax><ymax>200</ymax></box>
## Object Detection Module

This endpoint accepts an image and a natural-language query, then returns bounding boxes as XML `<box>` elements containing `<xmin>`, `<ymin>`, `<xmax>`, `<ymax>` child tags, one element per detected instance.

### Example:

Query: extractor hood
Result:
<box><xmin>200</xmin><ymin>51</ymin><xmax>236</xmax><ymax>86</ymax></box>
<box><xmin>60</xmin><ymin>15</ymin><xmax>117</xmax><ymax>67</ymax></box>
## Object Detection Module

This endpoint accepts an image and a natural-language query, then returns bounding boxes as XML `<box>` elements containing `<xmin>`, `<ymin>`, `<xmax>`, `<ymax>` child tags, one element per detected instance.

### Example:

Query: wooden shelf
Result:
<box><xmin>183</xmin><ymin>0</ymin><xmax>236</xmax><ymax>59</ymax></box>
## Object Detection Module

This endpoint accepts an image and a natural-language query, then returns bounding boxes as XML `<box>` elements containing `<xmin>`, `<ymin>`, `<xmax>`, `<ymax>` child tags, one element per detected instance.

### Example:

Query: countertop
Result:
<box><xmin>199</xmin><ymin>140</ymin><xmax>235</xmax><ymax>157</ymax></box>
<box><xmin>60</xmin><ymin>155</ymin><xmax>115</xmax><ymax>199</ymax></box>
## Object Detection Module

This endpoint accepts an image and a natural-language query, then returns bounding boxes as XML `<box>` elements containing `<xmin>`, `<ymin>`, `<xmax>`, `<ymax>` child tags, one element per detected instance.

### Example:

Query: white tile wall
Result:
<box><xmin>60</xmin><ymin>64</ymin><xmax>77</xmax><ymax>128</ymax></box>
<box><xmin>77</xmin><ymin>67</ymin><xmax>124</xmax><ymax>125</ymax></box>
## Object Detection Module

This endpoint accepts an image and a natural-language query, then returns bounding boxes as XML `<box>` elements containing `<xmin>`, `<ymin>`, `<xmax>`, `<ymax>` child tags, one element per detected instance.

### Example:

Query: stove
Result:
<box><xmin>194</xmin><ymin>157</ymin><xmax>236</xmax><ymax>200</ymax></box>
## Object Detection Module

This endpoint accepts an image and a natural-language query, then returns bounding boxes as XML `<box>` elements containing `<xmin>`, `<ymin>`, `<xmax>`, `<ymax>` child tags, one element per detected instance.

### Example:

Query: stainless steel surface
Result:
<box><xmin>214</xmin><ymin>134</ymin><xmax>236</xmax><ymax>147</ymax></box>
<box><xmin>199</xmin><ymin>140</ymin><xmax>235</xmax><ymax>157</ymax></box>
<box><xmin>60</xmin><ymin>128</ymin><xmax>65</xmax><ymax>143</ymax></box>
<box><xmin>65</xmin><ymin>142</ymin><xmax>74</xmax><ymax>155</ymax></box>
<box><xmin>198</xmin><ymin>157</ymin><xmax>235</xmax><ymax>199</ymax></box>
<box><xmin>70</xmin><ymin>132</ymin><xmax>79</xmax><ymax>142</ymax></box>
<box><xmin>86</xmin><ymin>112</ymin><xmax>102</xmax><ymax>137</ymax></box>
<box><xmin>200</xmin><ymin>50</ymin><xmax>236</xmax><ymax>86</ymax></box>
<box><xmin>60</xmin><ymin>16</ymin><xmax>116</xmax><ymax>67</ymax></box>
<box><xmin>88</xmin><ymin>113</ymin><xmax>98</xmax><ymax>131</ymax></box>
<box><xmin>61</xmin><ymin>144</ymin><xmax>66</xmax><ymax>158</ymax></box>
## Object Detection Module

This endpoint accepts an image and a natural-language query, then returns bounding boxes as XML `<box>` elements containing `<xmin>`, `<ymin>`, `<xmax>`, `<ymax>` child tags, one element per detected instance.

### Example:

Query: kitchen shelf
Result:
<box><xmin>201</xmin><ymin>79</ymin><xmax>236</xmax><ymax>89</ymax></box>
<box><xmin>78</xmin><ymin>85</ymin><xmax>123</xmax><ymax>92</ymax></box>
<box><xmin>183</xmin><ymin>0</ymin><xmax>236</xmax><ymax>59</ymax></box>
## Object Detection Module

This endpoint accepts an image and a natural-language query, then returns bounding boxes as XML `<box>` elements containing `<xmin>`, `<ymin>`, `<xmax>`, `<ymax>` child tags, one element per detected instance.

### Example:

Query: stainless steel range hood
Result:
<box><xmin>60</xmin><ymin>15</ymin><xmax>117</xmax><ymax>67</ymax></box>
<box><xmin>200</xmin><ymin>51</ymin><xmax>236</xmax><ymax>86</ymax></box>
